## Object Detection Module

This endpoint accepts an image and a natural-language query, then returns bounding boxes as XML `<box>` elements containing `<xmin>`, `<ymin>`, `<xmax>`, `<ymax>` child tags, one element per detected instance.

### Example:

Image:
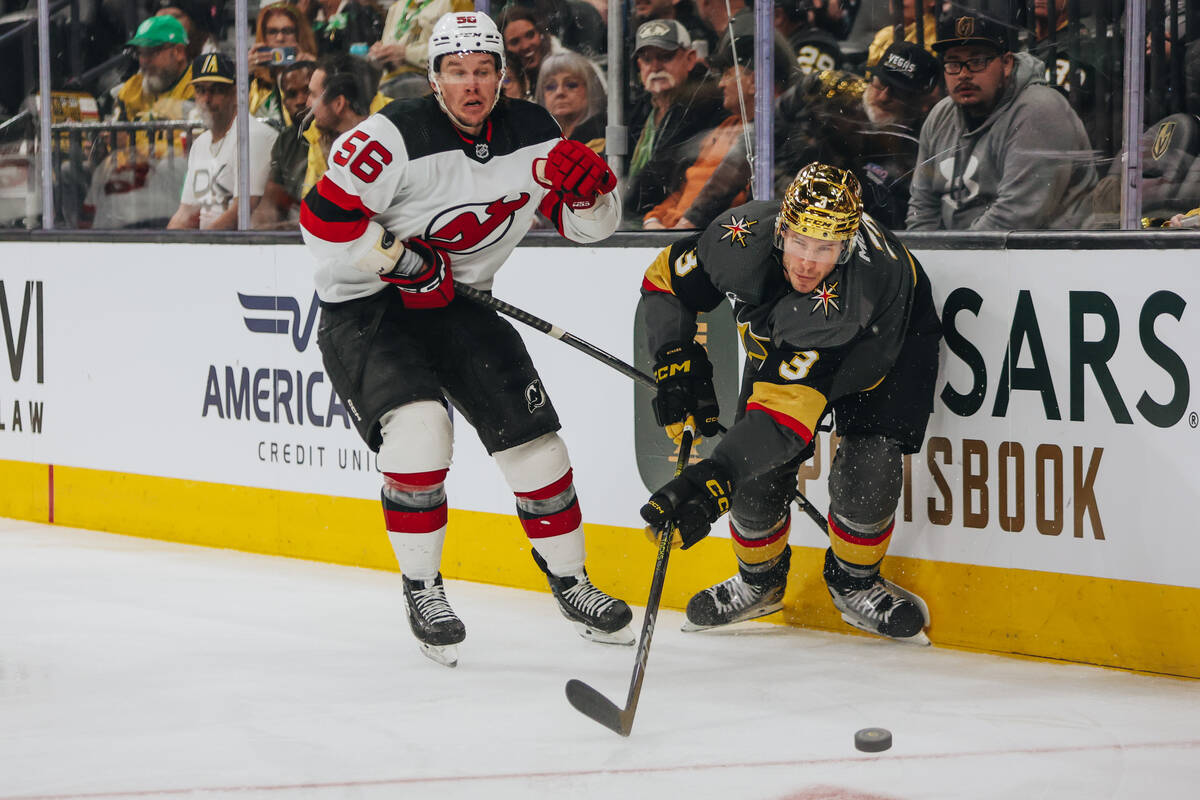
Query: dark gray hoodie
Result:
<box><xmin>906</xmin><ymin>51</ymin><xmax>1097</xmax><ymax>231</ymax></box>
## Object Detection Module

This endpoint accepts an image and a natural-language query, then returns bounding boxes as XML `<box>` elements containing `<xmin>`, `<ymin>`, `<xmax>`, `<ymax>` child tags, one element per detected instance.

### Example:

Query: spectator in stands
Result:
<box><xmin>811</xmin><ymin>0</ymin><xmax>856</xmax><ymax>40</ymax></box>
<box><xmin>634</xmin><ymin>0</ymin><xmax>715</xmax><ymax>57</ymax></box>
<box><xmin>155</xmin><ymin>0</ymin><xmax>216</xmax><ymax>63</ymax></box>
<box><xmin>642</xmin><ymin>28</ymin><xmax>794</xmax><ymax>230</ymax></box>
<box><xmin>867</xmin><ymin>0</ymin><xmax>937</xmax><ymax>66</ymax></box>
<box><xmin>711</xmin><ymin>7</ymin><xmax>798</xmax><ymax>85</ymax></box>
<box><xmin>83</xmin><ymin>15</ymin><xmax>196</xmax><ymax>229</ymax></box>
<box><xmin>508</xmin><ymin>0</ymin><xmax>608</xmax><ymax>57</ymax></box>
<box><xmin>774</xmin><ymin>68</ymin><xmax>867</xmax><ymax>195</ymax></box>
<box><xmin>249</xmin><ymin>3</ymin><xmax>319</xmax><ymax>129</ymax></box>
<box><xmin>535</xmin><ymin>52</ymin><xmax>607</xmax><ymax>151</ymax></box>
<box><xmin>498</xmin><ymin>6</ymin><xmax>558</xmax><ymax>100</ymax></box>
<box><xmin>501</xmin><ymin>55</ymin><xmax>530</xmax><ymax>98</ymax></box>
<box><xmin>111</xmin><ymin>14</ymin><xmax>194</xmax><ymax>123</ymax></box>
<box><xmin>299</xmin><ymin>53</ymin><xmax>388</xmax><ymax>196</ymax></box>
<box><xmin>309</xmin><ymin>0</ymin><xmax>385</xmax><ymax>55</ymax></box>
<box><xmin>906</xmin><ymin>13</ymin><xmax>1096</xmax><ymax>231</ymax></box>
<box><xmin>168</xmin><ymin>54</ymin><xmax>278</xmax><ymax>229</ymax></box>
<box><xmin>624</xmin><ymin>19</ymin><xmax>725</xmax><ymax>223</ymax></box>
<box><xmin>368</xmin><ymin>0</ymin><xmax>473</xmax><ymax>99</ymax></box>
<box><xmin>857</xmin><ymin>41</ymin><xmax>942</xmax><ymax>228</ymax></box>
<box><xmin>775</xmin><ymin>0</ymin><xmax>841</xmax><ymax>75</ymax></box>
<box><xmin>1027</xmin><ymin>0</ymin><xmax>1106</xmax><ymax>154</ymax></box>
<box><xmin>252</xmin><ymin>62</ymin><xmax>317</xmax><ymax>230</ymax></box>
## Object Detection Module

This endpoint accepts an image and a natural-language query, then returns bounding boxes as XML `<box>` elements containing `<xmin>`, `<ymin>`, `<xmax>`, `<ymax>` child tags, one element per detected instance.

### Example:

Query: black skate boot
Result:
<box><xmin>402</xmin><ymin>573</ymin><xmax>466</xmax><ymax>667</ymax></box>
<box><xmin>823</xmin><ymin>548</ymin><xmax>930</xmax><ymax>645</ymax></box>
<box><xmin>683</xmin><ymin>547</ymin><xmax>790</xmax><ymax>631</ymax></box>
<box><xmin>531</xmin><ymin>551</ymin><xmax>634</xmax><ymax>646</ymax></box>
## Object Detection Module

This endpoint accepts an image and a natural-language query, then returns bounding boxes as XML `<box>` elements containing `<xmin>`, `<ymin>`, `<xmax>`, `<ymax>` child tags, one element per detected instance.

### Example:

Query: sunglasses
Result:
<box><xmin>265</xmin><ymin>26</ymin><xmax>298</xmax><ymax>37</ymax></box>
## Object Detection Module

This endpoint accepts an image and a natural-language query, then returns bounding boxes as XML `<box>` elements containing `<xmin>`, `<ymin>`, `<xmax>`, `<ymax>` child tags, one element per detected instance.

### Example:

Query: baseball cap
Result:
<box><xmin>872</xmin><ymin>42</ymin><xmax>940</xmax><ymax>95</ymax></box>
<box><xmin>190</xmin><ymin>52</ymin><xmax>235</xmax><ymax>85</ymax></box>
<box><xmin>634</xmin><ymin>19</ymin><xmax>691</xmax><ymax>55</ymax></box>
<box><xmin>126</xmin><ymin>14</ymin><xmax>189</xmax><ymax>47</ymax></box>
<box><xmin>932</xmin><ymin>14</ymin><xmax>1011</xmax><ymax>54</ymax></box>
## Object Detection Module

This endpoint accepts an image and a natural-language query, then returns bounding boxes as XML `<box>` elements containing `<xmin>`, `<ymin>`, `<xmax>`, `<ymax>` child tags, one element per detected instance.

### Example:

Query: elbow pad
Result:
<box><xmin>345</xmin><ymin>220</ymin><xmax>407</xmax><ymax>275</ymax></box>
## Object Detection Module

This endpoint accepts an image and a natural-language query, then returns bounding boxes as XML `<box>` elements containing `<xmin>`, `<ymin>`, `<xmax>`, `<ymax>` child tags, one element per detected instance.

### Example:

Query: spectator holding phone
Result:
<box><xmin>250</xmin><ymin>2</ymin><xmax>319</xmax><ymax>128</ymax></box>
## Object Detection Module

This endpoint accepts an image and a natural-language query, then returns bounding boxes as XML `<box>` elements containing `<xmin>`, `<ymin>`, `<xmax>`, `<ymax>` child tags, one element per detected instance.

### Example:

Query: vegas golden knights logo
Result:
<box><xmin>1152</xmin><ymin>121</ymin><xmax>1176</xmax><ymax>160</ymax></box>
<box><xmin>956</xmin><ymin>17</ymin><xmax>975</xmax><ymax>38</ymax></box>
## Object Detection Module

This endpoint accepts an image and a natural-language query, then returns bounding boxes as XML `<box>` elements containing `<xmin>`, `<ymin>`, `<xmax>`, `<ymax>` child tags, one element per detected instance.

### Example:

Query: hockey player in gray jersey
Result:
<box><xmin>300</xmin><ymin>11</ymin><xmax>630</xmax><ymax>666</ymax></box>
<box><xmin>637</xmin><ymin>163</ymin><xmax>941</xmax><ymax>644</ymax></box>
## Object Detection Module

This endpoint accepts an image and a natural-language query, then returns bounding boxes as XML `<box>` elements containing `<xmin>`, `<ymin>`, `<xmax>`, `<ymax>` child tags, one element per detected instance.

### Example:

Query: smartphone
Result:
<box><xmin>263</xmin><ymin>46</ymin><xmax>297</xmax><ymax>65</ymax></box>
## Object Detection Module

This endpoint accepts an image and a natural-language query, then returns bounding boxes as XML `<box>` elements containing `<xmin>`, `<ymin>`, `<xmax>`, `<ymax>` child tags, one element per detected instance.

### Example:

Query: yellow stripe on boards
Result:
<box><xmin>1</xmin><ymin>459</ymin><xmax>1197</xmax><ymax>678</ymax></box>
<box><xmin>0</xmin><ymin>459</ymin><xmax>50</xmax><ymax>521</ymax></box>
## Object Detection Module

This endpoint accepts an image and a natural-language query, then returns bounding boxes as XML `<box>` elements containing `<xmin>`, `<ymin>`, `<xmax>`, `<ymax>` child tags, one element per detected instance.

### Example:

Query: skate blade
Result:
<box><xmin>571</xmin><ymin>621</ymin><xmax>635</xmax><ymax>646</ymax></box>
<box><xmin>680</xmin><ymin>601</ymin><xmax>784</xmax><ymax>632</ymax></box>
<box><xmin>417</xmin><ymin>642</ymin><xmax>459</xmax><ymax>667</ymax></box>
<box><xmin>839</xmin><ymin>613</ymin><xmax>931</xmax><ymax>647</ymax></box>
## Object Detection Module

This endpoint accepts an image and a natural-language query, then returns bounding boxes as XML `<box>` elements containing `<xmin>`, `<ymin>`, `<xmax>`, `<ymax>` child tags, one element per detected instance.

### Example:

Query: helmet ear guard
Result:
<box><xmin>774</xmin><ymin>163</ymin><xmax>864</xmax><ymax>253</ymax></box>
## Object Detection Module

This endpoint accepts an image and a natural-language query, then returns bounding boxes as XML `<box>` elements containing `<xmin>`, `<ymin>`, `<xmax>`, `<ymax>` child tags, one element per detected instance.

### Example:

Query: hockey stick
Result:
<box><xmin>564</xmin><ymin>425</ymin><xmax>695</xmax><ymax>736</ymax></box>
<box><xmin>454</xmin><ymin>282</ymin><xmax>828</xmax><ymax>531</ymax></box>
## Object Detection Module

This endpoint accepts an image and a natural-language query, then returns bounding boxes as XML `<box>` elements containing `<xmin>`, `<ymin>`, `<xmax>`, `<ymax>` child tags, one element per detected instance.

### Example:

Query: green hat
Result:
<box><xmin>126</xmin><ymin>15</ymin><xmax>189</xmax><ymax>47</ymax></box>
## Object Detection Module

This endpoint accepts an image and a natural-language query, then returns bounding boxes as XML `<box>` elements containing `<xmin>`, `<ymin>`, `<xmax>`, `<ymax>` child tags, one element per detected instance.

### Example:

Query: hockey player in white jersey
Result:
<box><xmin>300</xmin><ymin>11</ymin><xmax>629</xmax><ymax>667</ymax></box>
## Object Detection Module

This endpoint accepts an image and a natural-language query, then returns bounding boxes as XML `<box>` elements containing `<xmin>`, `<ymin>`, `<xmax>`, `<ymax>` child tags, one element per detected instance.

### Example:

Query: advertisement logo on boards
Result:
<box><xmin>237</xmin><ymin>292</ymin><xmax>320</xmax><ymax>352</ymax></box>
<box><xmin>0</xmin><ymin>279</ymin><xmax>46</xmax><ymax>435</ymax></box>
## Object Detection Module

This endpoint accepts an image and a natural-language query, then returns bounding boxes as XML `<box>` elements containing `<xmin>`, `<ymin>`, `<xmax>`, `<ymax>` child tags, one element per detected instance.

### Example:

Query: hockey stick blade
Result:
<box><xmin>564</xmin><ymin>678</ymin><xmax>629</xmax><ymax>736</ymax></box>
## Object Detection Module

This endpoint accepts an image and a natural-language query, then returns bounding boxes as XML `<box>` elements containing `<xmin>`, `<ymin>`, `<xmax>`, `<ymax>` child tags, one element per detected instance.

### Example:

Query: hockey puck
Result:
<box><xmin>854</xmin><ymin>727</ymin><xmax>893</xmax><ymax>752</ymax></box>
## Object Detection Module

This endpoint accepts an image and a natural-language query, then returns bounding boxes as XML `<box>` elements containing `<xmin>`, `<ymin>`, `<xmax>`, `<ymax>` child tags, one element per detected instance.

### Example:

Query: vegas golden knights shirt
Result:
<box><xmin>639</xmin><ymin>200</ymin><xmax>939</xmax><ymax>479</ymax></box>
<box><xmin>301</xmin><ymin>95</ymin><xmax>621</xmax><ymax>303</ymax></box>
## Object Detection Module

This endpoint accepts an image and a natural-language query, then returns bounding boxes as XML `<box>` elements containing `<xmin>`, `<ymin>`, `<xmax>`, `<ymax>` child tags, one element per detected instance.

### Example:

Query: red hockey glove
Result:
<box><xmin>539</xmin><ymin>139</ymin><xmax>617</xmax><ymax>208</ymax></box>
<box><xmin>380</xmin><ymin>237</ymin><xmax>454</xmax><ymax>309</ymax></box>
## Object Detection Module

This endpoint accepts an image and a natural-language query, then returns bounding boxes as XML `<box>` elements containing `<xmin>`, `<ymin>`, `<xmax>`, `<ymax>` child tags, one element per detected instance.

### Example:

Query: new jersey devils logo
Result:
<box><xmin>425</xmin><ymin>194</ymin><xmax>531</xmax><ymax>255</ymax></box>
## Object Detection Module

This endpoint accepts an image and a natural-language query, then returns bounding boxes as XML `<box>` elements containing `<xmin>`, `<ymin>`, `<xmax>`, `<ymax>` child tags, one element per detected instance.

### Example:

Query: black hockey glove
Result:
<box><xmin>380</xmin><ymin>236</ymin><xmax>454</xmax><ymax>309</ymax></box>
<box><xmin>640</xmin><ymin>459</ymin><xmax>733</xmax><ymax>549</ymax></box>
<box><xmin>652</xmin><ymin>341</ymin><xmax>721</xmax><ymax>443</ymax></box>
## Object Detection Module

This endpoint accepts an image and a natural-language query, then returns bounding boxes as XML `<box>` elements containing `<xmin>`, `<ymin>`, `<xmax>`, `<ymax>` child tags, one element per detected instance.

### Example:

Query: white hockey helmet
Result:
<box><xmin>427</xmin><ymin>12</ymin><xmax>506</xmax><ymax>113</ymax></box>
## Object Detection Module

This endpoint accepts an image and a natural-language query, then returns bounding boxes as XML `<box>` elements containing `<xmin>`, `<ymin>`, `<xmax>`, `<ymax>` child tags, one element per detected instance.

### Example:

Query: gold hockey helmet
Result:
<box><xmin>774</xmin><ymin>163</ymin><xmax>864</xmax><ymax>246</ymax></box>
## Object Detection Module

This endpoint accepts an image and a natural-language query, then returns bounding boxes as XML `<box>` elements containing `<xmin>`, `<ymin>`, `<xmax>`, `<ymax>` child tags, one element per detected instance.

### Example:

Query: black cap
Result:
<box><xmin>932</xmin><ymin>14</ymin><xmax>1011</xmax><ymax>54</ymax></box>
<box><xmin>190</xmin><ymin>52</ymin><xmax>235</xmax><ymax>85</ymax></box>
<box><xmin>872</xmin><ymin>42</ymin><xmax>940</xmax><ymax>95</ymax></box>
<box><xmin>156</xmin><ymin>0</ymin><xmax>212</xmax><ymax>33</ymax></box>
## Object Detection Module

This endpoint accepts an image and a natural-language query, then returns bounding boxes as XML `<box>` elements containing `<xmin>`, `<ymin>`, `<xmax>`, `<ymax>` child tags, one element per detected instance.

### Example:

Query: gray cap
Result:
<box><xmin>634</xmin><ymin>19</ymin><xmax>691</xmax><ymax>55</ymax></box>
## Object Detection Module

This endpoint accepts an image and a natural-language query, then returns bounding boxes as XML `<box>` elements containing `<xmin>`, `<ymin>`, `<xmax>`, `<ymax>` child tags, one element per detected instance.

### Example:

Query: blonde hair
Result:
<box><xmin>534</xmin><ymin>52</ymin><xmax>605</xmax><ymax>126</ymax></box>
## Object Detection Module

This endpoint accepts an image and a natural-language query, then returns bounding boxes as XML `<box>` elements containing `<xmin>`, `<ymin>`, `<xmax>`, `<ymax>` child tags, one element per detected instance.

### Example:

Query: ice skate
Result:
<box><xmin>532</xmin><ymin>551</ymin><xmax>634</xmax><ymax>645</ymax></box>
<box><xmin>823</xmin><ymin>549</ymin><xmax>930</xmax><ymax>646</ymax></box>
<box><xmin>682</xmin><ymin>573</ymin><xmax>786</xmax><ymax>631</ymax></box>
<box><xmin>402</xmin><ymin>574</ymin><xmax>467</xmax><ymax>667</ymax></box>
<box><xmin>682</xmin><ymin>546</ymin><xmax>789</xmax><ymax>631</ymax></box>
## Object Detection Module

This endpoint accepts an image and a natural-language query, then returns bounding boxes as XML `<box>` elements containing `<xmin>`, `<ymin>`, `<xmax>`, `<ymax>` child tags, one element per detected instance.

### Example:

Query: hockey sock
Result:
<box><xmin>731</xmin><ymin>514</ymin><xmax>791</xmax><ymax>586</ymax></box>
<box><xmin>514</xmin><ymin>469</ymin><xmax>585</xmax><ymax>577</ymax></box>
<box><xmin>827</xmin><ymin>511</ymin><xmax>894</xmax><ymax>580</ymax></box>
<box><xmin>382</xmin><ymin>470</ymin><xmax>449</xmax><ymax>581</ymax></box>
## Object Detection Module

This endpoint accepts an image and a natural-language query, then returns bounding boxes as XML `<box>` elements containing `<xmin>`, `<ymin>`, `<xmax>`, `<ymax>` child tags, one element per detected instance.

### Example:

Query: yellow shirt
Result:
<box><xmin>112</xmin><ymin>66</ymin><xmax>195</xmax><ymax>159</ymax></box>
<box><xmin>867</xmin><ymin>15</ymin><xmax>938</xmax><ymax>66</ymax></box>
<box><xmin>301</xmin><ymin>93</ymin><xmax>393</xmax><ymax>197</ymax></box>
<box><xmin>114</xmin><ymin>66</ymin><xmax>195</xmax><ymax>122</ymax></box>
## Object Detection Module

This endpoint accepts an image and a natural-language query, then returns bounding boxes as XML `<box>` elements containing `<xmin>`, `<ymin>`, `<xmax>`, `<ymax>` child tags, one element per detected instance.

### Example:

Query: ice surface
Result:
<box><xmin>1</xmin><ymin>518</ymin><xmax>1197</xmax><ymax>800</ymax></box>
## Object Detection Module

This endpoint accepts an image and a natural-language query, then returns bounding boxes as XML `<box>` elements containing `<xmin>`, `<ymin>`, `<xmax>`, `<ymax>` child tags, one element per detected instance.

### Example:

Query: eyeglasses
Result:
<box><xmin>544</xmin><ymin>78</ymin><xmax>582</xmax><ymax>93</ymax></box>
<box><xmin>942</xmin><ymin>54</ymin><xmax>999</xmax><ymax>74</ymax></box>
<box><xmin>265</xmin><ymin>26</ymin><xmax>298</xmax><ymax>37</ymax></box>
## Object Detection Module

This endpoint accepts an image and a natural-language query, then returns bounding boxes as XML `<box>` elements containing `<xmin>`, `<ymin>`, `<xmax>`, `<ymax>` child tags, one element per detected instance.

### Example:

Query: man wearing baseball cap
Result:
<box><xmin>168</xmin><ymin>54</ymin><xmax>278</xmax><ymax>229</ymax></box>
<box><xmin>112</xmin><ymin>14</ymin><xmax>194</xmax><ymax>123</ymax></box>
<box><xmin>906</xmin><ymin>13</ymin><xmax>1096</xmax><ymax>231</ymax></box>
<box><xmin>624</xmin><ymin>18</ymin><xmax>723</xmax><ymax>223</ymax></box>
